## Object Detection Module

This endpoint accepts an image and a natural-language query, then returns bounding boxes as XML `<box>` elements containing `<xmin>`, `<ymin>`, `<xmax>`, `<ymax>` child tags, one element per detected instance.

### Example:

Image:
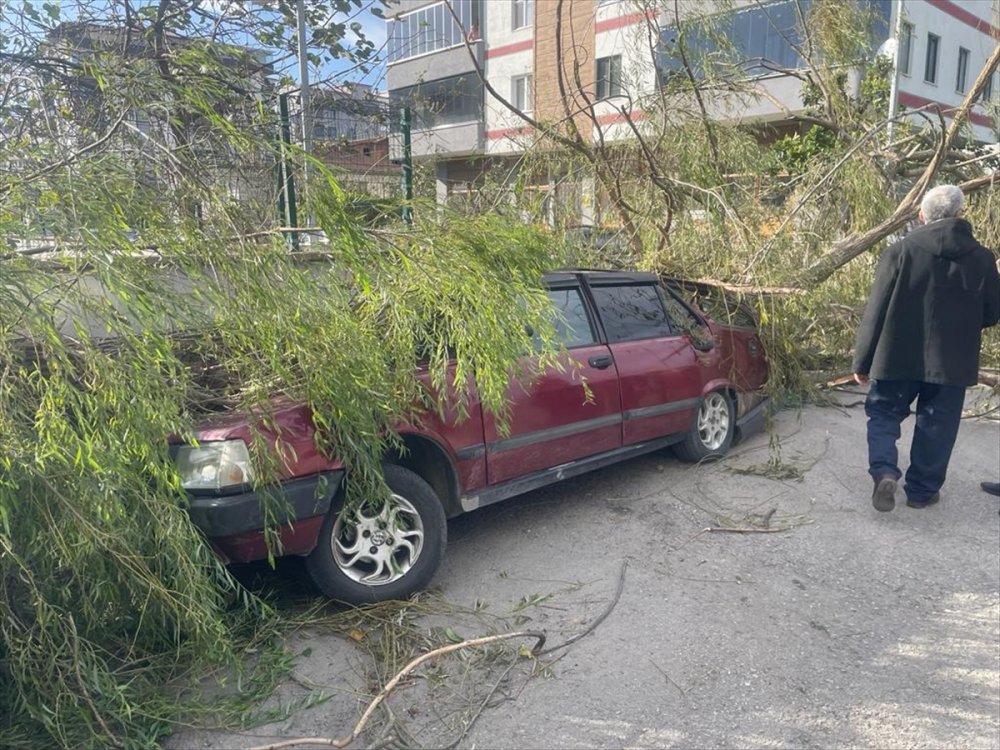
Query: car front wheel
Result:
<box><xmin>305</xmin><ymin>464</ymin><xmax>447</xmax><ymax>604</ymax></box>
<box><xmin>674</xmin><ymin>390</ymin><xmax>735</xmax><ymax>463</ymax></box>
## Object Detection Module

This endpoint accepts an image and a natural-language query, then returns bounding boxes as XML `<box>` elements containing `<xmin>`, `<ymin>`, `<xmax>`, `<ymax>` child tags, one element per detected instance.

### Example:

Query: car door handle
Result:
<box><xmin>588</xmin><ymin>354</ymin><xmax>614</xmax><ymax>369</ymax></box>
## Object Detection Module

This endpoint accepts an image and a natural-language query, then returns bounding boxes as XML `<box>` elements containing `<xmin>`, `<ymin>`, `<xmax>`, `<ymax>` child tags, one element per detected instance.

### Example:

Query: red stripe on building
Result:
<box><xmin>595</xmin><ymin>10</ymin><xmax>658</xmax><ymax>34</ymax></box>
<box><xmin>487</xmin><ymin>126</ymin><xmax>534</xmax><ymax>140</ymax></box>
<box><xmin>898</xmin><ymin>91</ymin><xmax>995</xmax><ymax>128</ymax></box>
<box><xmin>486</xmin><ymin>39</ymin><xmax>533</xmax><ymax>59</ymax></box>
<box><xmin>594</xmin><ymin>110</ymin><xmax>649</xmax><ymax>126</ymax></box>
<box><xmin>928</xmin><ymin>0</ymin><xmax>1000</xmax><ymax>39</ymax></box>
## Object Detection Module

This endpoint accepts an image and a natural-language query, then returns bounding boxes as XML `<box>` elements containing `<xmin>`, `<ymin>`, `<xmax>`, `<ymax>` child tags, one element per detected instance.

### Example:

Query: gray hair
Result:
<box><xmin>921</xmin><ymin>185</ymin><xmax>965</xmax><ymax>222</ymax></box>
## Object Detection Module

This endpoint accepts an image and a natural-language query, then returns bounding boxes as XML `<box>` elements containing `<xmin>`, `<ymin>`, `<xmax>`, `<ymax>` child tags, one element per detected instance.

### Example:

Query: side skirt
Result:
<box><xmin>460</xmin><ymin>433</ymin><xmax>685</xmax><ymax>513</ymax></box>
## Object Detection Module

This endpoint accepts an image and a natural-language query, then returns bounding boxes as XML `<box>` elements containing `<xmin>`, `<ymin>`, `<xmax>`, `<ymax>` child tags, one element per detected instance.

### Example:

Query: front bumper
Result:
<box><xmin>188</xmin><ymin>470</ymin><xmax>344</xmax><ymax>538</ymax></box>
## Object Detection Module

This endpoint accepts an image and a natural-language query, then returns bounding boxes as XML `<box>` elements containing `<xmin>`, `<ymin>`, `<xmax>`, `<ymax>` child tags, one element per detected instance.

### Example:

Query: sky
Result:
<box><xmin>206</xmin><ymin>0</ymin><xmax>391</xmax><ymax>91</ymax></box>
<box><xmin>9</xmin><ymin>0</ymin><xmax>392</xmax><ymax>91</ymax></box>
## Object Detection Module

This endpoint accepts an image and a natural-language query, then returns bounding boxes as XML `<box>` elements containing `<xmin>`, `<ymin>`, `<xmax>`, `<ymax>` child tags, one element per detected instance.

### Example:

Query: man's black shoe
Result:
<box><xmin>906</xmin><ymin>492</ymin><xmax>940</xmax><ymax>509</ymax></box>
<box><xmin>981</xmin><ymin>482</ymin><xmax>1000</xmax><ymax>497</ymax></box>
<box><xmin>872</xmin><ymin>477</ymin><xmax>897</xmax><ymax>512</ymax></box>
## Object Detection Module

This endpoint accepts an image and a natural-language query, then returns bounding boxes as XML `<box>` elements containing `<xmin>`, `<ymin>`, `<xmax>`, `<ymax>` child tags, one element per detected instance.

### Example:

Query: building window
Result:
<box><xmin>390</xmin><ymin>74</ymin><xmax>483</xmax><ymax>129</ymax></box>
<box><xmin>984</xmin><ymin>71</ymin><xmax>995</xmax><ymax>102</ymax></box>
<box><xmin>656</xmin><ymin>0</ymin><xmax>808</xmax><ymax>83</ymax></box>
<box><xmin>596</xmin><ymin>55</ymin><xmax>622</xmax><ymax>99</ymax></box>
<box><xmin>511</xmin><ymin>74</ymin><xmax>532</xmax><ymax>112</ymax></box>
<box><xmin>956</xmin><ymin>47</ymin><xmax>969</xmax><ymax>93</ymax></box>
<box><xmin>924</xmin><ymin>33</ymin><xmax>939</xmax><ymax>83</ymax></box>
<box><xmin>387</xmin><ymin>0</ymin><xmax>482</xmax><ymax>64</ymax></box>
<box><xmin>512</xmin><ymin>0</ymin><xmax>533</xmax><ymax>30</ymax></box>
<box><xmin>899</xmin><ymin>21</ymin><xmax>913</xmax><ymax>76</ymax></box>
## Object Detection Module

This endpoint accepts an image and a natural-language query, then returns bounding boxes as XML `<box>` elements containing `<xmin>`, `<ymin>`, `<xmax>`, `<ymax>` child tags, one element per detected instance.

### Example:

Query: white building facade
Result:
<box><xmin>384</xmin><ymin>0</ymin><xmax>999</xmax><ymax>215</ymax></box>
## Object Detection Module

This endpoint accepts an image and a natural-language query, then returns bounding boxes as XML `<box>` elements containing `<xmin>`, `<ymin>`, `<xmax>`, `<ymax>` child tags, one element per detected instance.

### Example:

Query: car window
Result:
<box><xmin>590</xmin><ymin>284</ymin><xmax>673</xmax><ymax>343</ymax></box>
<box><xmin>546</xmin><ymin>287</ymin><xmax>596</xmax><ymax>348</ymax></box>
<box><xmin>663</xmin><ymin>291</ymin><xmax>703</xmax><ymax>334</ymax></box>
<box><xmin>687</xmin><ymin>287</ymin><xmax>757</xmax><ymax>328</ymax></box>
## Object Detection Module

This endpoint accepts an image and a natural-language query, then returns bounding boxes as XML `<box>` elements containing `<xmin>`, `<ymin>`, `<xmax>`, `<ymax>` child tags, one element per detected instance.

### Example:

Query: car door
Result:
<box><xmin>586</xmin><ymin>278</ymin><xmax>705</xmax><ymax>445</ymax></box>
<box><xmin>667</xmin><ymin>283</ymin><xmax>768</xmax><ymax>394</ymax></box>
<box><xmin>483</xmin><ymin>279</ymin><xmax>623</xmax><ymax>485</ymax></box>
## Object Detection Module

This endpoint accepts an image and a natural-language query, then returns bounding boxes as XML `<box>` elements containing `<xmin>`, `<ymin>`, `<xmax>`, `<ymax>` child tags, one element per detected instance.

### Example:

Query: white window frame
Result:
<box><xmin>899</xmin><ymin>21</ymin><xmax>914</xmax><ymax>76</ymax></box>
<box><xmin>512</xmin><ymin>73</ymin><xmax>533</xmax><ymax>113</ymax></box>
<box><xmin>924</xmin><ymin>32</ymin><xmax>939</xmax><ymax>84</ymax></box>
<box><xmin>956</xmin><ymin>47</ymin><xmax>969</xmax><ymax>93</ymax></box>
<box><xmin>512</xmin><ymin>0</ymin><xmax>533</xmax><ymax>30</ymax></box>
<box><xmin>596</xmin><ymin>55</ymin><xmax>622</xmax><ymax>100</ymax></box>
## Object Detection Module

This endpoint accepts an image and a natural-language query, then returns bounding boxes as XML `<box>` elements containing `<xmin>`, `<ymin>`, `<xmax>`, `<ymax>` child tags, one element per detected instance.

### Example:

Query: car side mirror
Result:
<box><xmin>690</xmin><ymin>327</ymin><xmax>715</xmax><ymax>351</ymax></box>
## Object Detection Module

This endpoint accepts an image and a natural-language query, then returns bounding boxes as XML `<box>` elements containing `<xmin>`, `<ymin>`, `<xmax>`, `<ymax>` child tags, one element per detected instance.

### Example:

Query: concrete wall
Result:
<box><xmin>387</xmin><ymin>43</ymin><xmax>483</xmax><ymax>90</ymax></box>
<box><xmin>483</xmin><ymin>0</ymin><xmax>535</xmax><ymax>155</ymax></box>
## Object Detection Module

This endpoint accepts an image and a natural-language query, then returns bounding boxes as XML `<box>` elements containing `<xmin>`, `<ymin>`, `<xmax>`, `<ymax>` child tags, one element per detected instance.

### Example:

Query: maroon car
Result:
<box><xmin>171</xmin><ymin>270</ymin><xmax>768</xmax><ymax>603</ymax></box>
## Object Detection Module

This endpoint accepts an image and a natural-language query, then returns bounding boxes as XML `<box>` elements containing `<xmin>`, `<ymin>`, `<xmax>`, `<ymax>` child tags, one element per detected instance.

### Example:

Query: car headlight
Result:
<box><xmin>172</xmin><ymin>440</ymin><xmax>255</xmax><ymax>493</ymax></box>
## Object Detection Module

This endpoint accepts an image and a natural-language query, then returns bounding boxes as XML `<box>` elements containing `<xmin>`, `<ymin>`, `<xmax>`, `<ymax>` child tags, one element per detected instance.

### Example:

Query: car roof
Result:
<box><xmin>545</xmin><ymin>268</ymin><xmax>659</xmax><ymax>285</ymax></box>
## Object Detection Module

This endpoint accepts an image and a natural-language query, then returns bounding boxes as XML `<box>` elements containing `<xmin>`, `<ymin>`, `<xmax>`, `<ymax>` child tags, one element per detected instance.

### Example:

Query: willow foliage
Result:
<box><xmin>1</xmin><ymin>5</ymin><xmax>570</xmax><ymax>746</ymax></box>
<box><xmin>1</xmin><ymin>162</ymin><xmax>567</xmax><ymax>748</ymax></box>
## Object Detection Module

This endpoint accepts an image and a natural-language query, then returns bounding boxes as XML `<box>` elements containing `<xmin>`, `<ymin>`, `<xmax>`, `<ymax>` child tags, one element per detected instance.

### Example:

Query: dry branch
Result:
<box><xmin>795</xmin><ymin>44</ymin><xmax>1000</xmax><ymax>287</ymax></box>
<box><xmin>537</xmin><ymin>558</ymin><xmax>628</xmax><ymax>656</ymax></box>
<box><xmin>246</xmin><ymin>630</ymin><xmax>546</xmax><ymax>750</ymax></box>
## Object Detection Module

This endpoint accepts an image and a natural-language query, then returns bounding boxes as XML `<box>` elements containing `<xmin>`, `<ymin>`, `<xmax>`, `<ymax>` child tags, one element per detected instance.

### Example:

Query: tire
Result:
<box><xmin>674</xmin><ymin>390</ymin><xmax>735</xmax><ymax>463</ymax></box>
<box><xmin>305</xmin><ymin>464</ymin><xmax>447</xmax><ymax>604</ymax></box>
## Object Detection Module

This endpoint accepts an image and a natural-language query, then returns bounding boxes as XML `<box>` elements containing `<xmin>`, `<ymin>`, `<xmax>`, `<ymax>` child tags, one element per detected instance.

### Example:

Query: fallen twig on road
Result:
<box><xmin>246</xmin><ymin>631</ymin><xmax>546</xmax><ymax>750</ymax></box>
<box><xmin>537</xmin><ymin>559</ymin><xmax>628</xmax><ymax>657</ymax></box>
<box><xmin>703</xmin><ymin>526</ymin><xmax>790</xmax><ymax>534</ymax></box>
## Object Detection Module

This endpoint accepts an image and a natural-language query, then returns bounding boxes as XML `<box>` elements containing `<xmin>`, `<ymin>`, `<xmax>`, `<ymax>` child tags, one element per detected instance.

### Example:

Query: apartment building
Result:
<box><xmin>385</xmin><ymin>0</ymin><xmax>999</xmax><ymax>220</ymax></box>
<box><xmin>890</xmin><ymin>0</ymin><xmax>999</xmax><ymax>143</ymax></box>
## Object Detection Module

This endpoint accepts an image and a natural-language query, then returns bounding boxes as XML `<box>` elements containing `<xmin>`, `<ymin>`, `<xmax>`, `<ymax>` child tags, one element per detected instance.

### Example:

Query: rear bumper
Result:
<box><xmin>187</xmin><ymin>471</ymin><xmax>344</xmax><ymax>562</ymax></box>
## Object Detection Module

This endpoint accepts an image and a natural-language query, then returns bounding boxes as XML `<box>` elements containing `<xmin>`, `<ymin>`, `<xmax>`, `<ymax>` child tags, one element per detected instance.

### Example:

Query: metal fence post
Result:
<box><xmin>278</xmin><ymin>91</ymin><xmax>300</xmax><ymax>251</ymax></box>
<box><xmin>400</xmin><ymin>106</ymin><xmax>413</xmax><ymax>226</ymax></box>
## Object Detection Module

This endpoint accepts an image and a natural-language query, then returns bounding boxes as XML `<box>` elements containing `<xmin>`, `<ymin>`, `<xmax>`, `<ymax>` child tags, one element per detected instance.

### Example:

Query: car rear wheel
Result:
<box><xmin>305</xmin><ymin>464</ymin><xmax>446</xmax><ymax>604</ymax></box>
<box><xmin>674</xmin><ymin>390</ymin><xmax>735</xmax><ymax>463</ymax></box>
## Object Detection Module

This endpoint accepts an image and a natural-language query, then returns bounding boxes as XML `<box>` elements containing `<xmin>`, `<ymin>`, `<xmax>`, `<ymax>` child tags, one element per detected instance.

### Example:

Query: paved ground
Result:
<box><xmin>166</xmin><ymin>387</ymin><xmax>1000</xmax><ymax>750</ymax></box>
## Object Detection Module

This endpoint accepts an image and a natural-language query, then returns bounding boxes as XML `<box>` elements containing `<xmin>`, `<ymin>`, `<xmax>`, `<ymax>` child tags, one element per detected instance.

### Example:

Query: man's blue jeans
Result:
<box><xmin>865</xmin><ymin>379</ymin><xmax>966</xmax><ymax>503</ymax></box>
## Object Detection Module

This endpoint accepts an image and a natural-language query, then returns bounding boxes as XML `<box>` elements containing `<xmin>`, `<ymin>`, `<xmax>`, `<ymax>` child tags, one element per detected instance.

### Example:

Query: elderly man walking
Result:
<box><xmin>853</xmin><ymin>185</ymin><xmax>1000</xmax><ymax>512</ymax></box>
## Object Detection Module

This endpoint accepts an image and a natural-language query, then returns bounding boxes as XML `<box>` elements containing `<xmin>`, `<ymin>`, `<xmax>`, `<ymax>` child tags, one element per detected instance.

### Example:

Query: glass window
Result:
<box><xmin>591</xmin><ymin>284</ymin><xmax>672</xmax><ymax>343</ymax></box>
<box><xmin>512</xmin><ymin>74</ymin><xmax>532</xmax><ymax>112</ymax></box>
<box><xmin>387</xmin><ymin>19</ymin><xmax>398</xmax><ymax>62</ymax></box>
<box><xmin>390</xmin><ymin>74</ymin><xmax>484</xmax><ymax>129</ymax></box>
<box><xmin>899</xmin><ymin>22</ymin><xmax>913</xmax><ymax>76</ymax></box>
<box><xmin>956</xmin><ymin>47</ymin><xmax>969</xmax><ymax>92</ymax></box>
<box><xmin>596</xmin><ymin>55</ymin><xmax>622</xmax><ymax>99</ymax></box>
<box><xmin>433</xmin><ymin>4</ymin><xmax>444</xmax><ymax>47</ymax></box>
<box><xmin>442</xmin><ymin>6</ymin><xmax>455</xmax><ymax>46</ymax></box>
<box><xmin>984</xmin><ymin>71</ymin><xmax>995</xmax><ymax>101</ymax></box>
<box><xmin>546</xmin><ymin>288</ymin><xmax>595</xmax><ymax>348</ymax></box>
<box><xmin>513</xmin><ymin>0</ymin><xmax>533</xmax><ymax>30</ymax></box>
<box><xmin>407</xmin><ymin>13</ymin><xmax>418</xmax><ymax>58</ymax></box>
<box><xmin>416</xmin><ymin>12</ymin><xmax>426</xmax><ymax>55</ymax></box>
<box><xmin>657</xmin><ymin>0</ymin><xmax>808</xmax><ymax>84</ymax></box>
<box><xmin>925</xmin><ymin>33</ymin><xmax>939</xmax><ymax>83</ymax></box>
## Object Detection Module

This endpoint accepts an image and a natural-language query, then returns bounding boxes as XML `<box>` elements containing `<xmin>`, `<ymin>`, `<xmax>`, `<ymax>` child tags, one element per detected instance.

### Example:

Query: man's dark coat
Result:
<box><xmin>853</xmin><ymin>217</ymin><xmax>1000</xmax><ymax>387</ymax></box>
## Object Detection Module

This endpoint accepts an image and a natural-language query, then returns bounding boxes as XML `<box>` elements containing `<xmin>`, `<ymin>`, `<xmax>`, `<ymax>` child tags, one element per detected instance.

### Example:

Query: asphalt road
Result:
<box><xmin>166</xmin><ymin>387</ymin><xmax>1000</xmax><ymax>750</ymax></box>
